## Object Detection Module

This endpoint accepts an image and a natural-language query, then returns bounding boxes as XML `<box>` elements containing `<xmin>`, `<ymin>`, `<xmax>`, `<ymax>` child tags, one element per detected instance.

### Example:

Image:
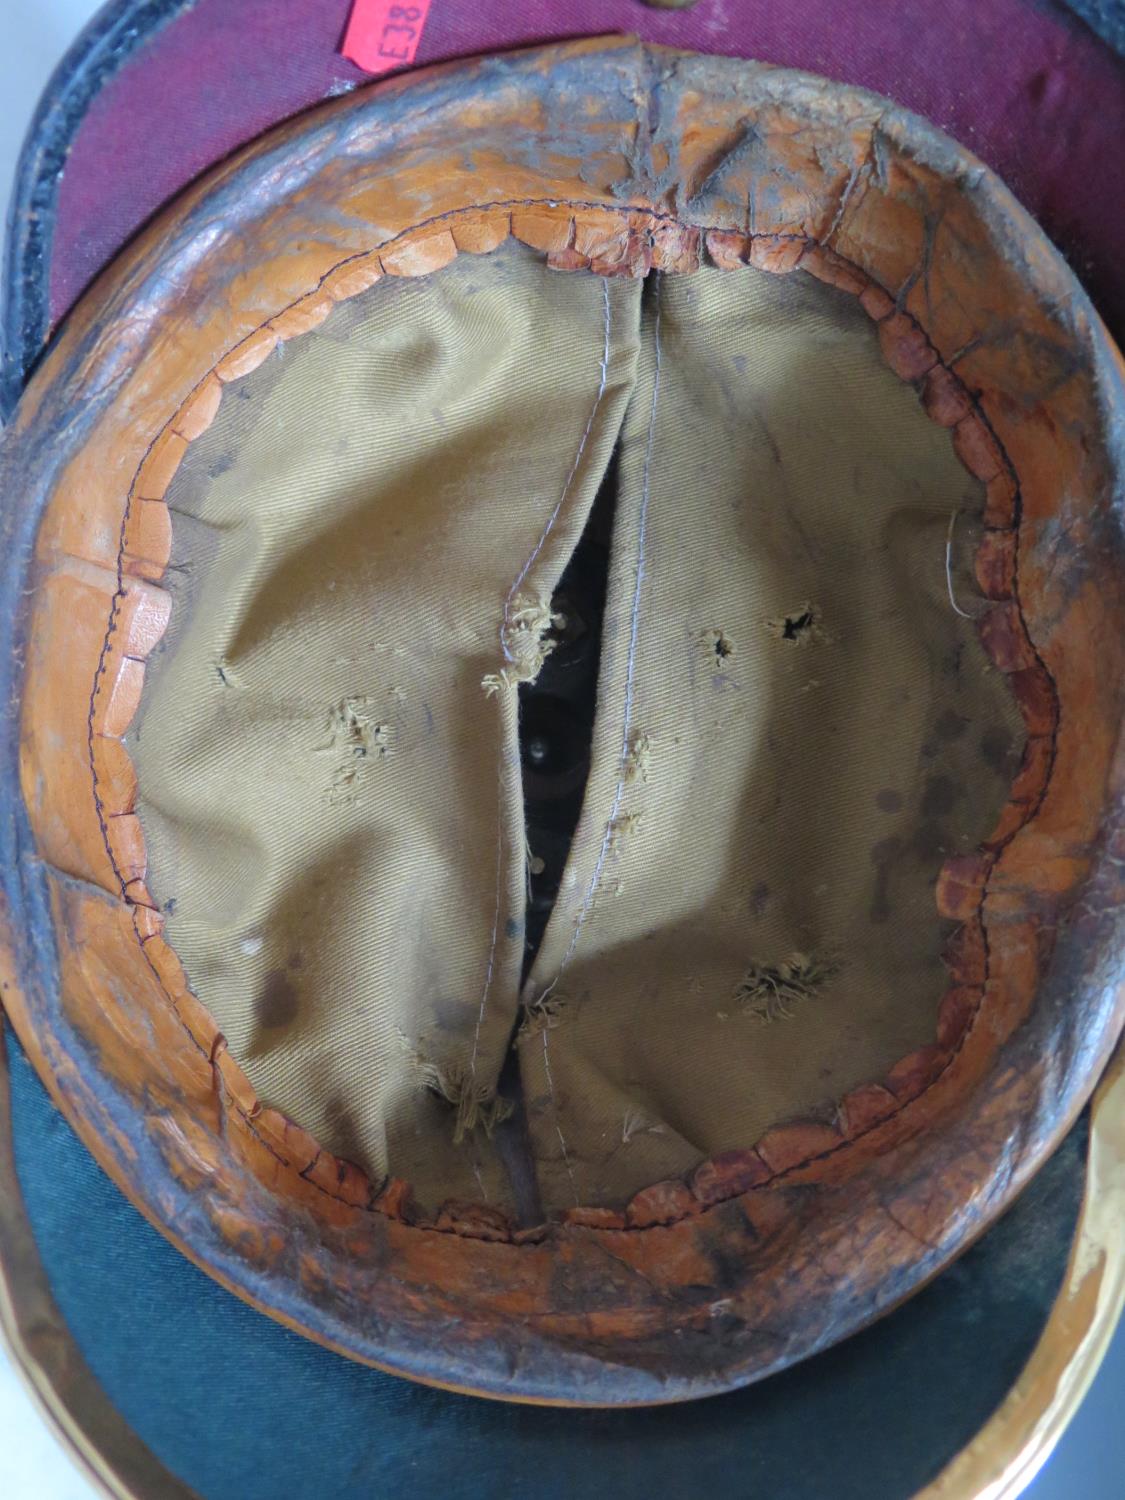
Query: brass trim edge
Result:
<box><xmin>917</xmin><ymin>1039</ymin><xmax>1125</xmax><ymax>1500</ymax></box>
<box><xmin>0</xmin><ymin>1020</ymin><xmax>200</xmax><ymax>1500</ymax></box>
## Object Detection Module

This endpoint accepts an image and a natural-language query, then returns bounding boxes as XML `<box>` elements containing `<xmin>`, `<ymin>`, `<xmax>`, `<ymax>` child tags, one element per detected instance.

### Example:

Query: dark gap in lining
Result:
<box><xmin>490</xmin><ymin>450</ymin><xmax>619</xmax><ymax>1225</ymax></box>
<box><xmin>517</xmin><ymin>450</ymin><xmax>619</xmax><ymax>980</ymax></box>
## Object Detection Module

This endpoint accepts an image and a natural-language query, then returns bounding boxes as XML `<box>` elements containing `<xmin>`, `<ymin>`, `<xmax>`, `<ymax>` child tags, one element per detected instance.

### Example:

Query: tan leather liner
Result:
<box><xmin>29</xmin><ymin>199</ymin><xmax>1052</xmax><ymax>1228</ymax></box>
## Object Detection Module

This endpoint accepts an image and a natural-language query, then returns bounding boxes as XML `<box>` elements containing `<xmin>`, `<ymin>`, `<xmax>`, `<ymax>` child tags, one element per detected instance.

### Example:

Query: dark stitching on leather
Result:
<box><xmin>80</xmin><ymin>196</ymin><xmax>1057</xmax><ymax>1233</ymax></box>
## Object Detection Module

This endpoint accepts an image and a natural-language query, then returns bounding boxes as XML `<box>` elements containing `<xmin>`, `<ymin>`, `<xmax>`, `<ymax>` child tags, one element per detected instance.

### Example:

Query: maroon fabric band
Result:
<box><xmin>51</xmin><ymin>1</ymin><xmax>1125</xmax><ymax>332</ymax></box>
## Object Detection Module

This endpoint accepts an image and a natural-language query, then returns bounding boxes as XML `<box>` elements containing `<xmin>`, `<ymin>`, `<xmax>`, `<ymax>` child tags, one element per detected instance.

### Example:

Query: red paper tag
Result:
<box><xmin>342</xmin><ymin>0</ymin><xmax>434</xmax><ymax>76</ymax></box>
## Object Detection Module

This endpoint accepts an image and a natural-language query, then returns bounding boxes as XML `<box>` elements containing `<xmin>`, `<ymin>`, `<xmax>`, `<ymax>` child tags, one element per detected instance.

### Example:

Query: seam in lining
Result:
<box><xmin>499</xmin><ymin>277</ymin><xmax>612</xmax><ymax>668</ymax></box>
<box><xmin>542</xmin><ymin>1024</ymin><xmax>578</xmax><ymax>1204</ymax></box>
<box><xmin>78</xmin><ymin>199</ymin><xmax>1057</xmax><ymax>1230</ymax></box>
<box><xmin>548</xmin><ymin>274</ymin><xmax>663</xmax><ymax>990</ymax></box>
<box><xmin>473</xmin><ymin>278</ymin><xmax>616</xmax><ymax>1173</ymax></box>
<box><xmin>538</xmin><ymin>276</ymin><xmax>664</xmax><ymax>1203</ymax></box>
<box><xmin>467</xmin><ymin>817</ymin><xmax>504</xmax><ymax>1087</ymax></box>
<box><xmin>469</xmin><ymin>1137</ymin><xmax>490</xmax><ymax>1204</ymax></box>
<box><xmin>501</xmin><ymin>277</ymin><xmax>613</xmax><ymax>1199</ymax></box>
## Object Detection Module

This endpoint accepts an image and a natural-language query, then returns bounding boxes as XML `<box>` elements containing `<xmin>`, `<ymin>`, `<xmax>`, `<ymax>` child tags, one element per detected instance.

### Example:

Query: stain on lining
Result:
<box><xmin>255</xmin><ymin>969</ymin><xmax>301</xmax><ymax>1030</ymax></box>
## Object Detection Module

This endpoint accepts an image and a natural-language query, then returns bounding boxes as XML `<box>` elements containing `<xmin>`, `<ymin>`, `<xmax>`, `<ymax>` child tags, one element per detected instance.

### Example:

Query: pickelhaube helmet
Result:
<box><xmin>1</xmin><ymin>2</ymin><xmax>1123</xmax><ymax>1495</ymax></box>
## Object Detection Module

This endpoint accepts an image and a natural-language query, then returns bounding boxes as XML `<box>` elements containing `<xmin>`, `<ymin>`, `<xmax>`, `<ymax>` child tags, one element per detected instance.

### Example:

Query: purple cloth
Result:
<box><xmin>52</xmin><ymin>0</ymin><xmax>1125</xmax><ymax>331</ymax></box>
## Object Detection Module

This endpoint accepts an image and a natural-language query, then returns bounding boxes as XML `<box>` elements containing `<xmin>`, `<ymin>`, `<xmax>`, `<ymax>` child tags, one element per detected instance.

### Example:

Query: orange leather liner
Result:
<box><xmin>73</xmin><ymin>202</ymin><xmax>1054</xmax><ymax>1234</ymax></box>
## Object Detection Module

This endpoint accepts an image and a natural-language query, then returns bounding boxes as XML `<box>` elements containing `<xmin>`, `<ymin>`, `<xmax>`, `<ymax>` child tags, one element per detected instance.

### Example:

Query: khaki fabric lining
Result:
<box><xmin>134</xmin><ymin>245</ymin><xmax>1023</xmax><ymax>1214</ymax></box>
<box><xmin>135</xmin><ymin>246</ymin><xmax>640</xmax><ymax>1210</ymax></box>
<box><xmin>519</xmin><ymin>266</ymin><xmax>1023</xmax><ymax>1208</ymax></box>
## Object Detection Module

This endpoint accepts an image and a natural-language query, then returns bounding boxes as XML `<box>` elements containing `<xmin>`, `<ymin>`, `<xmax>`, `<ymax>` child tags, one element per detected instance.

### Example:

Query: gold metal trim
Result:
<box><xmin>0</xmin><ymin>1016</ymin><xmax>1120</xmax><ymax>1500</ymax></box>
<box><xmin>0</xmin><ymin>1022</ymin><xmax>200</xmax><ymax>1500</ymax></box>
<box><xmin>916</xmin><ymin>1039</ymin><xmax>1125</xmax><ymax>1499</ymax></box>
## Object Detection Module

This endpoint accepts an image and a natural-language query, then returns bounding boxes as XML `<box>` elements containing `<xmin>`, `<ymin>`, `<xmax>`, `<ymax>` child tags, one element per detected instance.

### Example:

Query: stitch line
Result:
<box><xmin>500</xmin><ymin>278</ymin><xmax>612</xmax><ymax>665</ymax></box>
<box><xmin>470</xmin><ymin>1143</ymin><xmax>490</xmax><ymax>1204</ymax></box>
<box><xmin>468</xmin><ymin>816</ymin><xmax>504</xmax><ymax>1083</ymax></box>
<box><xmin>555</xmin><ymin>274</ymin><xmax>662</xmax><ymax>982</ymax></box>
<box><xmin>543</xmin><ymin>1024</ymin><xmax>578</xmax><ymax>1205</ymax></box>
<box><xmin>538</xmin><ymin>278</ymin><xmax>663</xmax><ymax>1205</ymax></box>
<box><xmin>503</xmin><ymin>282</ymin><xmax>615</xmax><ymax>1197</ymax></box>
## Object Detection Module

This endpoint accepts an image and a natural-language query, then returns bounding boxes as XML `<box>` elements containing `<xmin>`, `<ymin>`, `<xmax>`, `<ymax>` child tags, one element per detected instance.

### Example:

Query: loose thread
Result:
<box><xmin>946</xmin><ymin>508</ymin><xmax>976</xmax><ymax>621</ymax></box>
